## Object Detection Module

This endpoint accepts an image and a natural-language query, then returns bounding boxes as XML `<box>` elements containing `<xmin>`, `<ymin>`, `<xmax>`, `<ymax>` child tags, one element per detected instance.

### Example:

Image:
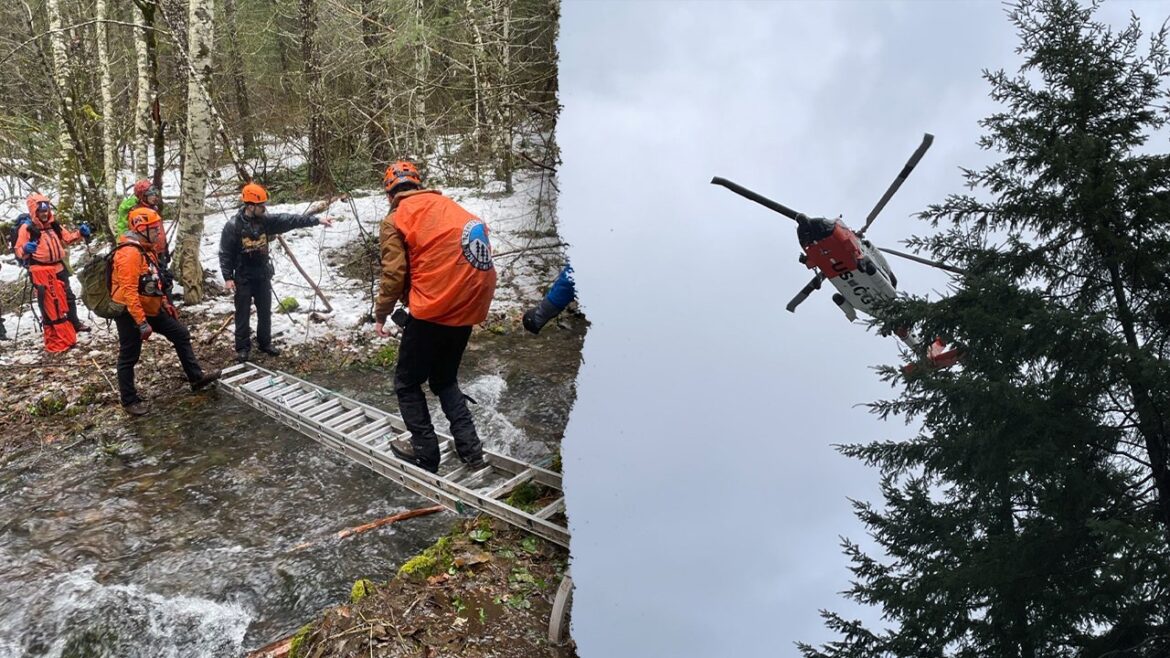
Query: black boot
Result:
<box><xmin>389</xmin><ymin>441</ymin><xmax>438</xmax><ymax>474</ymax></box>
<box><xmin>436</xmin><ymin>385</ymin><xmax>485</xmax><ymax>466</ymax></box>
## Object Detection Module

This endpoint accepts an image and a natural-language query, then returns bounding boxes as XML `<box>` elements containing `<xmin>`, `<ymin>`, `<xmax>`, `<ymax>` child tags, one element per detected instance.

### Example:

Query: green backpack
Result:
<box><xmin>79</xmin><ymin>243</ymin><xmax>149</xmax><ymax>319</ymax></box>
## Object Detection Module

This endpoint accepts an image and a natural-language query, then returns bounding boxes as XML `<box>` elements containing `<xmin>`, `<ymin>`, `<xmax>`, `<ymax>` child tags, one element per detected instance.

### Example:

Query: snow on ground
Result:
<box><xmin>0</xmin><ymin>164</ymin><xmax>565</xmax><ymax>364</ymax></box>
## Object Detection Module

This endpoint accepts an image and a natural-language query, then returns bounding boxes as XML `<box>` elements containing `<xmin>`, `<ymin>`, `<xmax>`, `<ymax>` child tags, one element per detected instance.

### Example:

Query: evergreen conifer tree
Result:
<box><xmin>801</xmin><ymin>1</ymin><xmax>1170</xmax><ymax>656</ymax></box>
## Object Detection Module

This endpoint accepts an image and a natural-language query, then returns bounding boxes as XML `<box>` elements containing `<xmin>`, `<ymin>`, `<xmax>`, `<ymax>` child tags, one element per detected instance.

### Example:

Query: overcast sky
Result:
<box><xmin>556</xmin><ymin>2</ymin><xmax>1169</xmax><ymax>656</ymax></box>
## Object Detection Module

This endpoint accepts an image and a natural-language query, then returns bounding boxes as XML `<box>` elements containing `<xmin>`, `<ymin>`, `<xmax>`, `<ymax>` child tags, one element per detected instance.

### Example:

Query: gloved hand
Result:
<box><xmin>78</xmin><ymin>222</ymin><xmax>92</xmax><ymax>243</ymax></box>
<box><xmin>22</xmin><ymin>240</ymin><xmax>38</xmax><ymax>256</ymax></box>
<box><xmin>164</xmin><ymin>302</ymin><xmax>178</xmax><ymax>319</ymax></box>
<box><xmin>138</xmin><ymin>322</ymin><xmax>153</xmax><ymax>341</ymax></box>
<box><xmin>26</xmin><ymin>225</ymin><xmax>40</xmax><ymax>241</ymax></box>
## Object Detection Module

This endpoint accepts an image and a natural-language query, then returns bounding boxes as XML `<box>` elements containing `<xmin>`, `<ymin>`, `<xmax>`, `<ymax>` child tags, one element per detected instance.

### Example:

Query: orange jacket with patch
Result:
<box><xmin>110</xmin><ymin>233</ymin><xmax>166</xmax><ymax>324</ymax></box>
<box><xmin>15</xmin><ymin>193</ymin><xmax>81</xmax><ymax>267</ymax></box>
<box><xmin>375</xmin><ymin>189</ymin><xmax>497</xmax><ymax>327</ymax></box>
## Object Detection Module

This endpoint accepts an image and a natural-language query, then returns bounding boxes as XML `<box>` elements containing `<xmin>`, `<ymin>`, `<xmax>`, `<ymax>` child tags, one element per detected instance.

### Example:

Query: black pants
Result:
<box><xmin>56</xmin><ymin>267</ymin><xmax>83</xmax><ymax>329</ymax></box>
<box><xmin>233</xmin><ymin>276</ymin><xmax>272</xmax><ymax>353</ymax></box>
<box><xmin>394</xmin><ymin>317</ymin><xmax>483</xmax><ymax>471</ymax></box>
<box><xmin>115</xmin><ymin>311</ymin><xmax>205</xmax><ymax>406</ymax></box>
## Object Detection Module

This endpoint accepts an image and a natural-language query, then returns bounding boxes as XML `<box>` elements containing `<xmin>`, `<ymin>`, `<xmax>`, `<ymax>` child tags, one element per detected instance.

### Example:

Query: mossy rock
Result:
<box><xmin>287</xmin><ymin>623</ymin><xmax>314</xmax><ymax>658</ymax></box>
<box><xmin>397</xmin><ymin>535</ymin><xmax>454</xmax><ymax>581</ymax></box>
<box><xmin>28</xmin><ymin>393</ymin><xmax>67</xmax><ymax>417</ymax></box>
<box><xmin>350</xmin><ymin>578</ymin><xmax>375</xmax><ymax>603</ymax></box>
<box><xmin>278</xmin><ymin>297</ymin><xmax>300</xmax><ymax>312</ymax></box>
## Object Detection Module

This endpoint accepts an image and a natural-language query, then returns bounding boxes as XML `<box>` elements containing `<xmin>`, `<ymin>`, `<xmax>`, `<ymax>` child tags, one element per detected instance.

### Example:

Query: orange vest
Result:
<box><xmin>393</xmin><ymin>190</ymin><xmax>496</xmax><ymax>326</ymax></box>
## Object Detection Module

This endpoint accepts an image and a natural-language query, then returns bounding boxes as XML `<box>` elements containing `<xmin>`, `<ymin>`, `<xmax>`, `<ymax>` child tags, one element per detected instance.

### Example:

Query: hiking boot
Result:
<box><xmin>257</xmin><ymin>345</ymin><xmax>281</xmax><ymax>357</ymax></box>
<box><xmin>465</xmin><ymin>454</ymin><xmax>488</xmax><ymax>471</ymax></box>
<box><xmin>74</xmin><ymin>323</ymin><xmax>91</xmax><ymax>333</ymax></box>
<box><xmin>236</xmin><ymin>350</ymin><xmax>250</xmax><ymax>363</ymax></box>
<box><xmin>123</xmin><ymin>401</ymin><xmax>150</xmax><ymax>416</ymax></box>
<box><xmin>389</xmin><ymin>442</ymin><xmax>438</xmax><ymax>474</ymax></box>
<box><xmin>190</xmin><ymin>369</ymin><xmax>221</xmax><ymax>392</ymax></box>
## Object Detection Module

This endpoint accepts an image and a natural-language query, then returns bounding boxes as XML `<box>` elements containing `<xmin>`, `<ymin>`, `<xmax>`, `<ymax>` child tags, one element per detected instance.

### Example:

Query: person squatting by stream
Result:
<box><xmin>111</xmin><ymin>207</ymin><xmax>221</xmax><ymax>416</ymax></box>
<box><xmin>374</xmin><ymin>160</ymin><xmax>496</xmax><ymax>474</ymax></box>
<box><xmin>13</xmin><ymin>193</ymin><xmax>92</xmax><ymax>353</ymax></box>
<box><xmin>219</xmin><ymin>183</ymin><xmax>335</xmax><ymax>363</ymax></box>
<box><xmin>523</xmin><ymin>263</ymin><xmax>576</xmax><ymax>335</ymax></box>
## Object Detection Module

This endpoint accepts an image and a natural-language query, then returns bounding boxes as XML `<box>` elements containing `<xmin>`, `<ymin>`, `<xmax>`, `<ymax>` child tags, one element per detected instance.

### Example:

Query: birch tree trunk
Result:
<box><xmin>45</xmin><ymin>0</ymin><xmax>77</xmax><ymax>214</ymax></box>
<box><xmin>133</xmin><ymin>1</ymin><xmax>152</xmax><ymax>178</ymax></box>
<box><xmin>96</xmin><ymin>0</ymin><xmax>118</xmax><ymax>235</ymax></box>
<box><xmin>497</xmin><ymin>0</ymin><xmax>513</xmax><ymax>192</ymax></box>
<box><xmin>173</xmin><ymin>0</ymin><xmax>215</xmax><ymax>304</ymax></box>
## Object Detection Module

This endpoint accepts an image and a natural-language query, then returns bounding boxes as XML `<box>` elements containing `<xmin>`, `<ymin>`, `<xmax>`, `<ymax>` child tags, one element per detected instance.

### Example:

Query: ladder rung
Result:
<box><xmin>311</xmin><ymin>403</ymin><xmax>350</xmax><ymax>423</ymax></box>
<box><xmin>221</xmin><ymin>369</ymin><xmax>262</xmax><ymax>386</ymax></box>
<box><xmin>334</xmin><ymin>411</ymin><xmax>373</xmax><ymax>433</ymax></box>
<box><xmin>486</xmin><ymin>468</ymin><xmax>535</xmax><ymax>500</ymax></box>
<box><xmin>245</xmin><ymin>376</ymin><xmax>284</xmax><ymax>394</ymax></box>
<box><xmin>326</xmin><ymin>408</ymin><xmax>366</xmax><ymax>430</ymax></box>
<box><xmin>536</xmin><ymin>497</ymin><xmax>565</xmax><ymax>519</ymax></box>
<box><xmin>301</xmin><ymin>398</ymin><xmax>340</xmax><ymax>419</ymax></box>
<box><xmin>286</xmin><ymin>391</ymin><xmax>322</xmax><ymax>410</ymax></box>
<box><xmin>352</xmin><ymin>419</ymin><xmax>393</xmax><ymax>442</ymax></box>
<box><xmin>260</xmin><ymin>382</ymin><xmax>299</xmax><ymax>400</ymax></box>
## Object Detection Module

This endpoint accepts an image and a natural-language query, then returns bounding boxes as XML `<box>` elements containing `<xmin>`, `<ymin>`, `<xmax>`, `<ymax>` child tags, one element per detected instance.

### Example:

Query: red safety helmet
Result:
<box><xmin>383</xmin><ymin>161</ymin><xmax>422</xmax><ymax>194</ymax></box>
<box><xmin>241</xmin><ymin>182</ymin><xmax>269</xmax><ymax>204</ymax></box>
<box><xmin>134</xmin><ymin>179</ymin><xmax>159</xmax><ymax>201</ymax></box>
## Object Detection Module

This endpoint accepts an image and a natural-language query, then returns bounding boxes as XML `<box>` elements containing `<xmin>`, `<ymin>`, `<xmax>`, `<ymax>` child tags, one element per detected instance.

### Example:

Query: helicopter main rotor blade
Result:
<box><xmin>710</xmin><ymin>177</ymin><xmax>805</xmax><ymax>223</ymax></box>
<box><xmin>877</xmin><ymin>246</ymin><xmax>966</xmax><ymax>275</ymax></box>
<box><xmin>858</xmin><ymin>133</ymin><xmax>934</xmax><ymax>237</ymax></box>
<box><xmin>785</xmin><ymin>272</ymin><xmax>824</xmax><ymax>313</ymax></box>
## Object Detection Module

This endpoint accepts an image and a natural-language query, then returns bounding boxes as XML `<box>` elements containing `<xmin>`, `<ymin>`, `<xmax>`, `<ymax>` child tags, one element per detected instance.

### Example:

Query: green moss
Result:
<box><xmin>278</xmin><ymin>297</ymin><xmax>300</xmax><ymax>312</ymax></box>
<box><xmin>287</xmin><ymin>623</ymin><xmax>314</xmax><ymax>658</ymax></box>
<box><xmin>397</xmin><ymin>535</ymin><xmax>454</xmax><ymax>580</ymax></box>
<box><xmin>505</xmin><ymin>481</ymin><xmax>542</xmax><ymax>512</ymax></box>
<box><xmin>488</xmin><ymin>323</ymin><xmax>506</xmax><ymax>335</ymax></box>
<box><xmin>350</xmin><ymin>578</ymin><xmax>375</xmax><ymax>603</ymax></box>
<box><xmin>371</xmin><ymin>343</ymin><xmax>398</xmax><ymax>368</ymax></box>
<box><xmin>28</xmin><ymin>393</ymin><xmax>67</xmax><ymax>417</ymax></box>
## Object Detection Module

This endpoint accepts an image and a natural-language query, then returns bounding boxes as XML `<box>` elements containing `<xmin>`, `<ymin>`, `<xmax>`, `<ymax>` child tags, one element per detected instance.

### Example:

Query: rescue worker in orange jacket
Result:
<box><xmin>13</xmin><ymin>193</ymin><xmax>91</xmax><ymax>352</ymax></box>
<box><xmin>374</xmin><ymin>161</ymin><xmax>497</xmax><ymax>473</ymax></box>
<box><xmin>111</xmin><ymin>207</ymin><xmax>220</xmax><ymax>416</ymax></box>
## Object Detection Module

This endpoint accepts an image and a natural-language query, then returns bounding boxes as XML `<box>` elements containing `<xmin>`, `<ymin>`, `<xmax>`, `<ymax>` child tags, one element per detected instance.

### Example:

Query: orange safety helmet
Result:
<box><xmin>128</xmin><ymin>206</ymin><xmax>162</xmax><ymax>232</ymax></box>
<box><xmin>241</xmin><ymin>182</ymin><xmax>269</xmax><ymax>204</ymax></box>
<box><xmin>383</xmin><ymin>161</ymin><xmax>422</xmax><ymax>194</ymax></box>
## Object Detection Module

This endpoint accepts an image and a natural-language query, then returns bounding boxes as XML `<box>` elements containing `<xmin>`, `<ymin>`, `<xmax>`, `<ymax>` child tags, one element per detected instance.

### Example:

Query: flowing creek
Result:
<box><xmin>0</xmin><ymin>323</ymin><xmax>584</xmax><ymax>657</ymax></box>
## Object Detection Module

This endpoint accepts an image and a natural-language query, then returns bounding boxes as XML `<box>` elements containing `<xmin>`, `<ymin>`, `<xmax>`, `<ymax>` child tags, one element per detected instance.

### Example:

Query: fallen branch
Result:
<box><xmin>202</xmin><ymin>313</ymin><xmax>234</xmax><ymax>346</ymax></box>
<box><xmin>276</xmin><ymin>235</ymin><xmax>333</xmax><ymax>313</ymax></box>
<box><xmin>90</xmin><ymin>357</ymin><xmax>118</xmax><ymax>397</ymax></box>
<box><xmin>290</xmin><ymin>505</ymin><xmax>445</xmax><ymax>552</ymax></box>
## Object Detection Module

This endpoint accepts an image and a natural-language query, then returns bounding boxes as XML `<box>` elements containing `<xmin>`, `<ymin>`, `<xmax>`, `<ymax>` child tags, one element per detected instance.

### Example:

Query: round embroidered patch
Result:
<box><xmin>460</xmin><ymin>219</ymin><xmax>493</xmax><ymax>271</ymax></box>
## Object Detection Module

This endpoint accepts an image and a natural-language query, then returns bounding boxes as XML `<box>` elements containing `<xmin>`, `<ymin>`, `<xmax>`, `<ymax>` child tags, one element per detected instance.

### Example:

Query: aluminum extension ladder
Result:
<box><xmin>217</xmin><ymin>362</ymin><xmax>569</xmax><ymax>548</ymax></box>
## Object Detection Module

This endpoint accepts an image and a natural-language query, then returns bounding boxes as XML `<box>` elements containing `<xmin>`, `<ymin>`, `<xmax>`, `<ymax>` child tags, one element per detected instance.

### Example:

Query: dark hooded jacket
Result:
<box><xmin>218</xmin><ymin>208</ymin><xmax>318</xmax><ymax>282</ymax></box>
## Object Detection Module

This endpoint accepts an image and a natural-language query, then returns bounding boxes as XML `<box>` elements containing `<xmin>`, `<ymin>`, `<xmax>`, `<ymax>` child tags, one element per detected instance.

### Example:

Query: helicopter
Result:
<box><xmin>711</xmin><ymin>133</ymin><xmax>962</xmax><ymax>370</ymax></box>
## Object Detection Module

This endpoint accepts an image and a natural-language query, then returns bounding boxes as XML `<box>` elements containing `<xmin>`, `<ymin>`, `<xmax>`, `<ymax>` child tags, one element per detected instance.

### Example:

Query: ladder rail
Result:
<box><xmin>218</xmin><ymin>363</ymin><xmax>570</xmax><ymax>547</ymax></box>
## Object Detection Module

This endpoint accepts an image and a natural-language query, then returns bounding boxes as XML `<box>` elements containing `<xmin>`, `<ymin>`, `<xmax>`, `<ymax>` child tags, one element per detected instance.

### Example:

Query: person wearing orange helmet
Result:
<box><xmin>111</xmin><ymin>207</ymin><xmax>220</xmax><ymax>416</ymax></box>
<box><xmin>218</xmin><ymin>182</ymin><xmax>334</xmax><ymax>362</ymax></box>
<box><xmin>13</xmin><ymin>193</ymin><xmax>91</xmax><ymax>351</ymax></box>
<box><xmin>374</xmin><ymin>160</ymin><xmax>497</xmax><ymax>473</ymax></box>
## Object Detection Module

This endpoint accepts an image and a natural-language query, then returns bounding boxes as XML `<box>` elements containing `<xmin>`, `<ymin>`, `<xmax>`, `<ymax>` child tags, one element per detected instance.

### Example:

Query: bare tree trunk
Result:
<box><xmin>301</xmin><ymin>0</ymin><xmax>329</xmax><ymax>190</ymax></box>
<box><xmin>222</xmin><ymin>0</ymin><xmax>254</xmax><ymax>155</ymax></box>
<box><xmin>412</xmin><ymin>0</ymin><xmax>429</xmax><ymax>160</ymax></box>
<box><xmin>465</xmin><ymin>0</ymin><xmax>485</xmax><ymax>185</ymax></box>
<box><xmin>96</xmin><ymin>0</ymin><xmax>118</xmax><ymax>235</ymax></box>
<box><xmin>133</xmin><ymin>1</ymin><xmax>152</xmax><ymax>178</ymax></box>
<box><xmin>497</xmin><ymin>0</ymin><xmax>513</xmax><ymax>192</ymax></box>
<box><xmin>173</xmin><ymin>0</ymin><xmax>215</xmax><ymax>304</ymax></box>
<box><xmin>45</xmin><ymin>0</ymin><xmax>77</xmax><ymax>214</ymax></box>
<box><xmin>360</xmin><ymin>0</ymin><xmax>391</xmax><ymax>172</ymax></box>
